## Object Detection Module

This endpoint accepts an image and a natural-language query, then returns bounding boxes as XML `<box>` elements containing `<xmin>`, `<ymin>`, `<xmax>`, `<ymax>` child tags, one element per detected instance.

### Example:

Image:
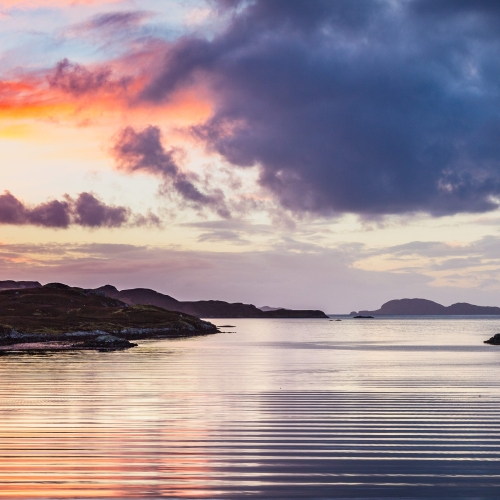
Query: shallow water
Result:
<box><xmin>0</xmin><ymin>317</ymin><xmax>500</xmax><ymax>498</ymax></box>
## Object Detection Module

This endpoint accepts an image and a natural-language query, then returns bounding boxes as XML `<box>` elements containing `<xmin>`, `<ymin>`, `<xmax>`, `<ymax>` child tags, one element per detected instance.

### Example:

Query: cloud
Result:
<box><xmin>350</xmin><ymin>234</ymin><xmax>500</xmax><ymax>294</ymax></box>
<box><xmin>372</xmin><ymin>236</ymin><xmax>500</xmax><ymax>262</ymax></box>
<box><xmin>66</xmin><ymin>10</ymin><xmax>155</xmax><ymax>47</ymax></box>
<box><xmin>83</xmin><ymin>11</ymin><xmax>151</xmax><ymax>31</ymax></box>
<box><xmin>136</xmin><ymin>0</ymin><xmax>500</xmax><ymax>217</ymax></box>
<box><xmin>0</xmin><ymin>192</ymin><xmax>70</xmax><ymax>227</ymax></box>
<box><xmin>47</xmin><ymin>58</ymin><xmax>128</xmax><ymax>96</ymax></box>
<box><xmin>71</xmin><ymin>192</ymin><xmax>129</xmax><ymax>227</ymax></box>
<box><xmin>183</xmin><ymin>218</ymin><xmax>275</xmax><ymax>244</ymax></box>
<box><xmin>111</xmin><ymin>125</ymin><xmax>231</xmax><ymax>218</ymax></box>
<box><xmin>197</xmin><ymin>229</ymin><xmax>250</xmax><ymax>245</ymax></box>
<box><xmin>26</xmin><ymin>199</ymin><xmax>71</xmax><ymax>227</ymax></box>
<box><xmin>0</xmin><ymin>191</ymin><xmax>154</xmax><ymax>228</ymax></box>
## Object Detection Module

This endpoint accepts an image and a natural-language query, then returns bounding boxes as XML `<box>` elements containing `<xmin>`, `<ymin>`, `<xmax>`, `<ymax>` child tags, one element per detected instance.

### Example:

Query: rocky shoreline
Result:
<box><xmin>0</xmin><ymin>324</ymin><xmax>218</xmax><ymax>353</ymax></box>
<box><xmin>0</xmin><ymin>326</ymin><xmax>218</xmax><ymax>353</ymax></box>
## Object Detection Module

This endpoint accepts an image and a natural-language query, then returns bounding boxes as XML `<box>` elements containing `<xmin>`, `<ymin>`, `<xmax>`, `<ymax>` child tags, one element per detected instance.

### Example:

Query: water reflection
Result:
<box><xmin>0</xmin><ymin>318</ymin><xmax>499</xmax><ymax>497</ymax></box>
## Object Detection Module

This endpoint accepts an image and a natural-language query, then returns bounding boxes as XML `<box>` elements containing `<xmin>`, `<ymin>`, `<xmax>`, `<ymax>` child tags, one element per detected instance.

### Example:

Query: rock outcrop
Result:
<box><xmin>484</xmin><ymin>334</ymin><xmax>500</xmax><ymax>345</ymax></box>
<box><xmin>82</xmin><ymin>334</ymin><xmax>137</xmax><ymax>351</ymax></box>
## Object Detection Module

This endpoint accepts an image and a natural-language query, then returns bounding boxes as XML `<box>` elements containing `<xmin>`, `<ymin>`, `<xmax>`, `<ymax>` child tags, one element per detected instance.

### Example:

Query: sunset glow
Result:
<box><xmin>0</xmin><ymin>0</ymin><xmax>500</xmax><ymax>312</ymax></box>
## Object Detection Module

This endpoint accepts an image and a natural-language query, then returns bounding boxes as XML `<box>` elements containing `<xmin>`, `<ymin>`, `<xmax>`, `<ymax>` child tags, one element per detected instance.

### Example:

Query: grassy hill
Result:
<box><xmin>0</xmin><ymin>283</ymin><xmax>217</xmax><ymax>338</ymax></box>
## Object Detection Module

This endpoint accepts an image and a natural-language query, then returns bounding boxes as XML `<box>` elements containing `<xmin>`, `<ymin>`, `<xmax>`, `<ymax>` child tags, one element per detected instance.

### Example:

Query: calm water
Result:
<box><xmin>1</xmin><ymin>317</ymin><xmax>500</xmax><ymax>499</ymax></box>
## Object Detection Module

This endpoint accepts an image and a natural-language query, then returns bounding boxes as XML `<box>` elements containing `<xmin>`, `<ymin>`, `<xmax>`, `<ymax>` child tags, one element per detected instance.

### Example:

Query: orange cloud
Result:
<box><xmin>0</xmin><ymin>44</ymin><xmax>214</xmax><ymax>128</ymax></box>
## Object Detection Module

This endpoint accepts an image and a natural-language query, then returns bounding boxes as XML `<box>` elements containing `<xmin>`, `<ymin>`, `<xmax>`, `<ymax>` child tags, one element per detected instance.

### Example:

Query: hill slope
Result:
<box><xmin>95</xmin><ymin>285</ymin><xmax>328</xmax><ymax>318</ymax></box>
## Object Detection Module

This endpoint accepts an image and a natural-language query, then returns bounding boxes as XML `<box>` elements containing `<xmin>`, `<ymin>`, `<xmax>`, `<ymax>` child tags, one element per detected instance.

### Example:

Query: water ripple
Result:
<box><xmin>0</xmin><ymin>317</ymin><xmax>499</xmax><ymax>498</ymax></box>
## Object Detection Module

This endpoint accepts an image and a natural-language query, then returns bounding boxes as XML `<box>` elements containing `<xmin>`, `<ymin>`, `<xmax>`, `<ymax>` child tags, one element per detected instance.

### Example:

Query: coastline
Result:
<box><xmin>0</xmin><ymin>326</ymin><xmax>219</xmax><ymax>354</ymax></box>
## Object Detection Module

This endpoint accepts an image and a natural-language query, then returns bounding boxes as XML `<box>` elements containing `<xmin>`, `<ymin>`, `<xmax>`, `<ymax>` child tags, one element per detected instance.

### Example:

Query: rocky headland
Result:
<box><xmin>0</xmin><ymin>283</ymin><xmax>218</xmax><ymax>353</ymax></box>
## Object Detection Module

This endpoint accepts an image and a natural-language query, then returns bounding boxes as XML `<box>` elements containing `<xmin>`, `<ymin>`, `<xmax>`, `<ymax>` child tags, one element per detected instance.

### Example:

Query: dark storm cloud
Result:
<box><xmin>139</xmin><ymin>0</ymin><xmax>500</xmax><ymax>217</ymax></box>
<box><xmin>48</xmin><ymin>59</ymin><xmax>127</xmax><ymax>96</ymax></box>
<box><xmin>0</xmin><ymin>191</ymin><xmax>143</xmax><ymax>228</ymax></box>
<box><xmin>112</xmin><ymin>126</ymin><xmax>230</xmax><ymax>218</ymax></box>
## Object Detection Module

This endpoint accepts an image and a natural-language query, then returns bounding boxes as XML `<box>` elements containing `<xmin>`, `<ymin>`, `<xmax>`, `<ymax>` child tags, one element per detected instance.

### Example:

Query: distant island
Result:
<box><xmin>0</xmin><ymin>283</ymin><xmax>218</xmax><ymax>353</ymax></box>
<box><xmin>0</xmin><ymin>281</ymin><xmax>327</xmax><ymax>319</ymax></box>
<box><xmin>352</xmin><ymin>298</ymin><xmax>500</xmax><ymax>316</ymax></box>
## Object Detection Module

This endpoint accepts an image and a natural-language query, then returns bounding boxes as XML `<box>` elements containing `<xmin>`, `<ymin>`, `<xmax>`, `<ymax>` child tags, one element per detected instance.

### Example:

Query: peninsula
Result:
<box><xmin>352</xmin><ymin>298</ymin><xmax>500</xmax><ymax>316</ymax></box>
<box><xmin>0</xmin><ymin>283</ymin><xmax>218</xmax><ymax>353</ymax></box>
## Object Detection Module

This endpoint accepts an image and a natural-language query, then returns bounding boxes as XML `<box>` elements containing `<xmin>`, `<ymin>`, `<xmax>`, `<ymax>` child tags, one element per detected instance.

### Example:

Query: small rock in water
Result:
<box><xmin>484</xmin><ymin>333</ymin><xmax>500</xmax><ymax>345</ymax></box>
<box><xmin>84</xmin><ymin>334</ymin><xmax>137</xmax><ymax>351</ymax></box>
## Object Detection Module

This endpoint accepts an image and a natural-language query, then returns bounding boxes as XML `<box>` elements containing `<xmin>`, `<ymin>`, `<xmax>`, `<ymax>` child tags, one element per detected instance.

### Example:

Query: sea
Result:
<box><xmin>0</xmin><ymin>316</ymin><xmax>500</xmax><ymax>499</ymax></box>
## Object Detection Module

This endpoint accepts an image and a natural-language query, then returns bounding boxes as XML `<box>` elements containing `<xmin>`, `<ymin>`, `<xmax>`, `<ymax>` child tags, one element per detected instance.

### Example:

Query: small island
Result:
<box><xmin>352</xmin><ymin>298</ymin><xmax>500</xmax><ymax>316</ymax></box>
<box><xmin>0</xmin><ymin>283</ymin><xmax>218</xmax><ymax>353</ymax></box>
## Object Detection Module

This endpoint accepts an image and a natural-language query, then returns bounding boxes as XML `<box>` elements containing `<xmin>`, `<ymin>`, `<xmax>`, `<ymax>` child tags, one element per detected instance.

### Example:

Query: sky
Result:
<box><xmin>2</xmin><ymin>0</ymin><xmax>500</xmax><ymax>313</ymax></box>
